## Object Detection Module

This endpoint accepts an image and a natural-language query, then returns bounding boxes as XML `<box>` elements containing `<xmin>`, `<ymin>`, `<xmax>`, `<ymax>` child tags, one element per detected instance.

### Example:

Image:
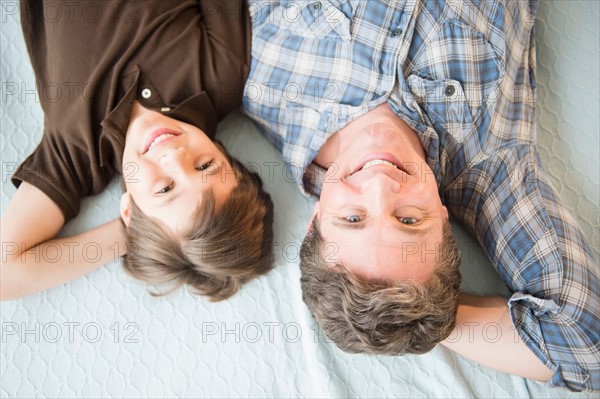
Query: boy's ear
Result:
<box><xmin>120</xmin><ymin>193</ymin><xmax>132</xmax><ymax>227</ymax></box>
<box><xmin>307</xmin><ymin>201</ymin><xmax>320</xmax><ymax>233</ymax></box>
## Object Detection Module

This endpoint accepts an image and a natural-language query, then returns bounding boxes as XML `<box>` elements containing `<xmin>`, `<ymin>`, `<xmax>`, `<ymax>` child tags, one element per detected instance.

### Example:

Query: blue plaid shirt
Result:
<box><xmin>242</xmin><ymin>0</ymin><xmax>599</xmax><ymax>391</ymax></box>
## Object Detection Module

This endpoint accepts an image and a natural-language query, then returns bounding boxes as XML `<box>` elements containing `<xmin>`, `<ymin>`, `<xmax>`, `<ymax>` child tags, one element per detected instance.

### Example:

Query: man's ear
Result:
<box><xmin>307</xmin><ymin>201</ymin><xmax>320</xmax><ymax>233</ymax></box>
<box><xmin>441</xmin><ymin>205</ymin><xmax>449</xmax><ymax>222</ymax></box>
<box><xmin>120</xmin><ymin>193</ymin><xmax>132</xmax><ymax>227</ymax></box>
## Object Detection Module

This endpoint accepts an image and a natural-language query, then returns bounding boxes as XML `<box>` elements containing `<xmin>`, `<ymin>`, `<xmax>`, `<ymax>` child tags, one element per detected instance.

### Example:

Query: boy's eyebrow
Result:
<box><xmin>159</xmin><ymin>185</ymin><xmax>213</xmax><ymax>208</ymax></box>
<box><xmin>160</xmin><ymin>191</ymin><xmax>181</xmax><ymax>207</ymax></box>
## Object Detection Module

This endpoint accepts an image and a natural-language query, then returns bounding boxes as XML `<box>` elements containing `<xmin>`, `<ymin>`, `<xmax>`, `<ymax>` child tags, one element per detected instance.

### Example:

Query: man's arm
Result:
<box><xmin>1</xmin><ymin>182</ymin><xmax>126</xmax><ymax>301</ymax></box>
<box><xmin>440</xmin><ymin>293</ymin><xmax>553</xmax><ymax>382</ymax></box>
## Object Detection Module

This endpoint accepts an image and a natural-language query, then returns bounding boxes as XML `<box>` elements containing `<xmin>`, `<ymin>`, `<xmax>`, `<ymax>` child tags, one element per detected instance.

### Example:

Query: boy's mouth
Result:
<box><xmin>143</xmin><ymin>128</ymin><xmax>182</xmax><ymax>154</ymax></box>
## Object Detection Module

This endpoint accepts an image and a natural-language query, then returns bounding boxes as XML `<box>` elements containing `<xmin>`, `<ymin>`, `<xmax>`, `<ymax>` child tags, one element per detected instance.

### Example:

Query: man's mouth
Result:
<box><xmin>351</xmin><ymin>154</ymin><xmax>406</xmax><ymax>175</ymax></box>
<box><xmin>360</xmin><ymin>159</ymin><xmax>399</xmax><ymax>171</ymax></box>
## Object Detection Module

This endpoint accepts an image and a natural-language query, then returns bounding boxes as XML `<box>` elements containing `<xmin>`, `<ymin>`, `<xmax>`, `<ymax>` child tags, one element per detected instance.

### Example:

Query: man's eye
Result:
<box><xmin>195</xmin><ymin>160</ymin><xmax>214</xmax><ymax>171</ymax></box>
<box><xmin>156</xmin><ymin>181</ymin><xmax>174</xmax><ymax>194</ymax></box>
<box><xmin>345</xmin><ymin>215</ymin><xmax>361</xmax><ymax>223</ymax></box>
<box><xmin>399</xmin><ymin>217</ymin><xmax>417</xmax><ymax>225</ymax></box>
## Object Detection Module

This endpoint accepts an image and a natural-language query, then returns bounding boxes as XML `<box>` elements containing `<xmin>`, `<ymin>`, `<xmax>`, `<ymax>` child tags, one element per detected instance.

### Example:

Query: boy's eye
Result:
<box><xmin>345</xmin><ymin>215</ymin><xmax>361</xmax><ymax>223</ymax></box>
<box><xmin>156</xmin><ymin>181</ymin><xmax>174</xmax><ymax>194</ymax></box>
<box><xmin>399</xmin><ymin>217</ymin><xmax>417</xmax><ymax>225</ymax></box>
<box><xmin>196</xmin><ymin>160</ymin><xmax>214</xmax><ymax>171</ymax></box>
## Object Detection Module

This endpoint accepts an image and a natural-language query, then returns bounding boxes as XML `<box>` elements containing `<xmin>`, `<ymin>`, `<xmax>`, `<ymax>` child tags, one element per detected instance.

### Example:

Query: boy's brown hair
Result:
<box><xmin>300</xmin><ymin>220</ymin><xmax>461</xmax><ymax>354</ymax></box>
<box><xmin>122</xmin><ymin>142</ymin><xmax>274</xmax><ymax>301</ymax></box>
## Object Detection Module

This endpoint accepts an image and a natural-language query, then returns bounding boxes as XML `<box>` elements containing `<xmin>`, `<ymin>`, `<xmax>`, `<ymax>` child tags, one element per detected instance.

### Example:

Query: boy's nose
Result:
<box><xmin>159</xmin><ymin>147</ymin><xmax>189</xmax><ymax>170</ymax></box>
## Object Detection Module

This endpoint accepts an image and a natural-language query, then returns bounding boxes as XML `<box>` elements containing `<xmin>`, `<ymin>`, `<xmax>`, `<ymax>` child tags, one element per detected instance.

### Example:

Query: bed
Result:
<box><xmin>1</xmin><ymin>1</ymin><xmax>598</xmax><ymax>397</ymax></box>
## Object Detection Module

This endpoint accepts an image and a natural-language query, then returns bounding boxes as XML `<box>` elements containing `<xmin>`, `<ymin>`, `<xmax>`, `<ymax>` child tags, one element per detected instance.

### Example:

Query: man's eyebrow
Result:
<box><xmin>330</xmin><ymin>219</ymin><xmax>433</xmax><ymax>236</ymax></box>
<box><xmin>331</xmin><ymin>220</ymin><xmax>367</xmax><ymax>230</ymax></box>
<box><xmin>395</xmin><ymin>223</ymin><xmax>433</xmax><ymax>237</ymax></box>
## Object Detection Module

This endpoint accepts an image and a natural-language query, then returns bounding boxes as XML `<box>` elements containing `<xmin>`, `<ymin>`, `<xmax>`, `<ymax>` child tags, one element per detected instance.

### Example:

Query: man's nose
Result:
<box><xmin>358</xmin><ymin>172</ymin><xmax>401</xmax><ymax>194</ymax></box>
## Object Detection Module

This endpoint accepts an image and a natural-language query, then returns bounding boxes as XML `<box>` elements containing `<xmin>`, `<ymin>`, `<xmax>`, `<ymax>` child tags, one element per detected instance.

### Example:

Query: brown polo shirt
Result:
<box><xmin>12</xmin><ymin>0</ymin><xmax>250</xmax><ymax>221</ymax></box>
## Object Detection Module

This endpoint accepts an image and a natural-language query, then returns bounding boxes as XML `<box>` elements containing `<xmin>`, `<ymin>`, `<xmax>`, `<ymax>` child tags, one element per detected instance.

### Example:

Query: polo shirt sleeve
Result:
<box><xmin>445</xmin><ymin>144</ymin><xmax>599</xmax><ymax>392</ymax></box>
<box><xmin>11</xmin><ymin>127</ymin><xmax>115</xmax><ymax>222</ymax></box>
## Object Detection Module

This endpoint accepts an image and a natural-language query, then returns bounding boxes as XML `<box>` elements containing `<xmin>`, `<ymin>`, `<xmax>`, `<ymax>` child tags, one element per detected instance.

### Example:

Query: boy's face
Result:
<box><xmin>120</xmin><ymin>103</ymin><xmax>237</xmax><ymax>232</ymax></box>
<box><xmin>314</xmin><ymin>118</ymin><xmax>448</xmax><ymax>283</ymax></box>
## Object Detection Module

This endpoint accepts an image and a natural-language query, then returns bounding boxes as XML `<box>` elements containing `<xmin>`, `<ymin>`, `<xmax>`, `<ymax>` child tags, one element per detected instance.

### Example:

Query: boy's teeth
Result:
<box><xmin>149</xmin><ymin>133</ymin><xmax>175</xmax><ymax>150</ymax></box>
<box><xmin>361</xmin><ymin>159</ymin><xmax>398</xmax><ymax>170</ymax></box>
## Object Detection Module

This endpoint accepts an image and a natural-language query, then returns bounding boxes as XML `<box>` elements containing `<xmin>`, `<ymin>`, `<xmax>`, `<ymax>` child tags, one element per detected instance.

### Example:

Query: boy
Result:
<box><xmin>1</xmin><ymin>0</ymin><xmax>273</xmax><ymax>301</ymax></box>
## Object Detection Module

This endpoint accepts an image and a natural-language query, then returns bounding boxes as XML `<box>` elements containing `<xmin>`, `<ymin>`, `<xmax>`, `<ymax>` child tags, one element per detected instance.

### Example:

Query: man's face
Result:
<box><xmin>316</xmin><ymin>120</ymin><xmax>448</xmax><ymax>283</ymax></box>
<box><xmin>120</xmin><ymin>103</ymin><xmax>237</xmax><ymax>232</ymax></box>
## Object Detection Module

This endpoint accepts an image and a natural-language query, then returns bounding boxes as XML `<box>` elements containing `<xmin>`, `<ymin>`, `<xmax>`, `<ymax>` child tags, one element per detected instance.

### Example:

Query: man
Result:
<box><xmin>242</xmin><ymin>0</ymin><xmax>599</xmax><ymax>392</ymax></box>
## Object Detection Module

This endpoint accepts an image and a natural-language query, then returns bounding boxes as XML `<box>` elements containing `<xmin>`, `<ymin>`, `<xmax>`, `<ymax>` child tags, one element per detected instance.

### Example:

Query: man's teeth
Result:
<box><xmin>148</xmin><ymin>133</ymin><xmax>175</xmax><ymax>150</ymax></box>
<box><xmin>361</xmin><ymin>159</ymin><xmax>398</xmax><ymax>170</ymax></box>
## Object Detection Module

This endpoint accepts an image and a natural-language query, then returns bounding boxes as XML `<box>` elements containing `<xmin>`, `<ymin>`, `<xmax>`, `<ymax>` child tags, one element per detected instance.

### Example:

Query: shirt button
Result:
<box><xmin>444</xmin><ymin>84</ymin><xmax>456</xmax><ymax>96</ymax></box>
<box><xmin>160</xmin><ymin>107</ymin><xmax>171</xmax><ymax>112</ymax></box>
<box><xmin>141</xmin><ymin>88</ymin><xmax>152</xmax><ymax>99</ymax></box>
<box><xmin>311</xmin><ymin>2</ymin><xmax>322</xmax><ymax>10</ymax></box>
<box><xmin>391</xmin><ymin>28</ymin><xmax>402</xmax><ymax>37</ymax></box>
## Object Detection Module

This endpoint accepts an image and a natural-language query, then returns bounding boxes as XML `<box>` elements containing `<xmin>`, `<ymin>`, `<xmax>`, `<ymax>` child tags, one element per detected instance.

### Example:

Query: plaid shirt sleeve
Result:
<box><xmin>432</xmin><ymin>1</ymin><xmax>600</xmax><ymax>391</ymax></box>
<box><xmin>445</xmin><ymin>145</ymin><xmax>600</xmax><ymax>392</ymax></box>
